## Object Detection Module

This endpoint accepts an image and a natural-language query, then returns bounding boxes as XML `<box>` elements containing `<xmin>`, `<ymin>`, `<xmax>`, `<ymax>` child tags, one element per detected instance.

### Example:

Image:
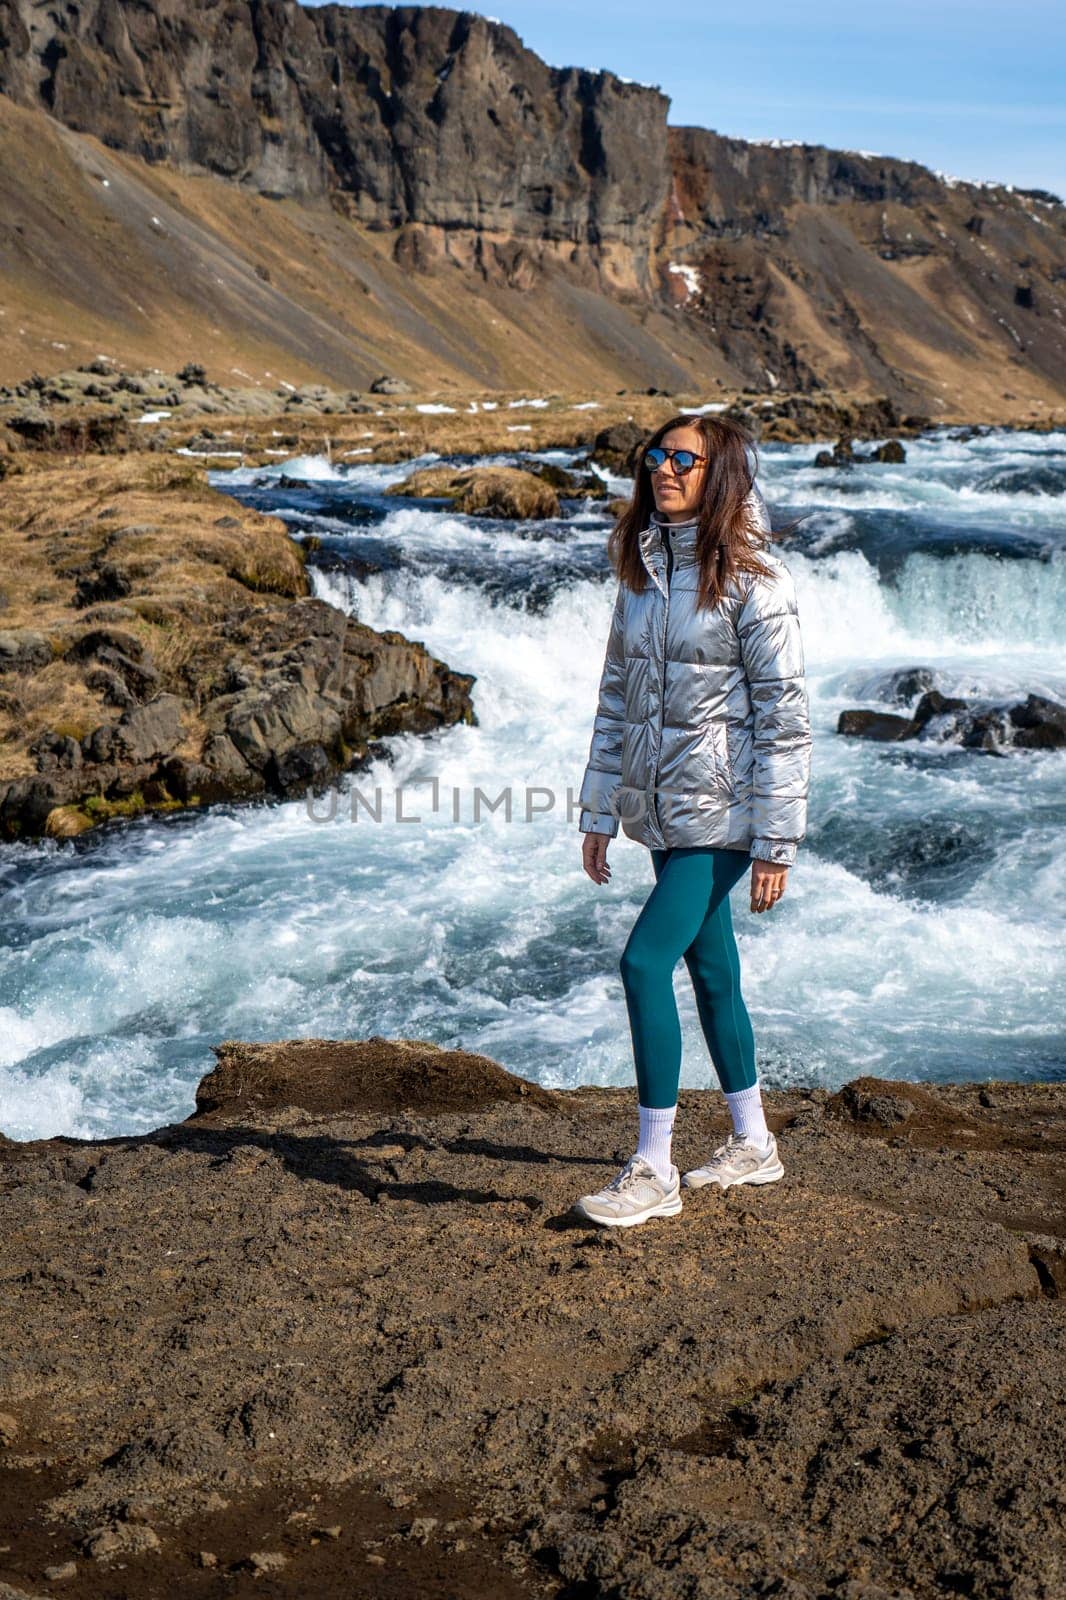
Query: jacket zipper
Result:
<box><xmin>654</xmin><ymin>528</ymin><xmax>672</xmax><ymax>833</ymax></box>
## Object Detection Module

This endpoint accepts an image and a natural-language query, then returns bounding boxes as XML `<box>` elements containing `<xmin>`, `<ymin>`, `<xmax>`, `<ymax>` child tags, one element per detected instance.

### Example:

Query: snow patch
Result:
<box><xmin>667</xmin><ymin>261</ymin><xmax>702</xmax><ymax>298</ymax></box>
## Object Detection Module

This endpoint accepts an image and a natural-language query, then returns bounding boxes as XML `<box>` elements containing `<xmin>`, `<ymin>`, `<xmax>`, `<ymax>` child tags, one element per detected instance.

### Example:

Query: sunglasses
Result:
<box><xmin>643</xmin><ymin>446</ymin><xmax>708</xmax><ymax>476</ymax></box>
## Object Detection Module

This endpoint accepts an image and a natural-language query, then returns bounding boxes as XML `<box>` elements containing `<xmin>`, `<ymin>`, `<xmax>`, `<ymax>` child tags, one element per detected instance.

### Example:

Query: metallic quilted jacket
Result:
<box><xmin>577</xmin><ymin>489</ymin><xmax>812</xmax><ymax>865</ymax></box>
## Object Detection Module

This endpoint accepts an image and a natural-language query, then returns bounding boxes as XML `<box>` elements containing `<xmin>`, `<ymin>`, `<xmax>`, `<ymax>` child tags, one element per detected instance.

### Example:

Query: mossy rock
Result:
<box><xmin>385</xmin><ymin>465</ymin><xmax>560</xmax><ymax>520</ymax></box>
<box><xmin>44</xmin><ymin>804</ymin><xmax>95</xmax><ymax>838</ymax></box>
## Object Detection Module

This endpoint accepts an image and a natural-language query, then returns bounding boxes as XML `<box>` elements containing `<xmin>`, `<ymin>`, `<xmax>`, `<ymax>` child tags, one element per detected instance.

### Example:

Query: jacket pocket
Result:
<box><xmin>722</xmin><ymin>721</ymin><xmax>753</xmax><ymax>799</ymax></box>
<box><xmin>710</xmin><ymin>720</ymin><xmax>733</xmax><ymax>798</ymax></box>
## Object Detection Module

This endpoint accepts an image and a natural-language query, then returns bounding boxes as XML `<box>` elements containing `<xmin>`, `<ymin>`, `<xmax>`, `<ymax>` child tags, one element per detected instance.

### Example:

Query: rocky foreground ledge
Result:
<box><xmin>1</xmin><ymin>1041</ymin><xmax>1063</xmax><ymax>1600</ymax></box>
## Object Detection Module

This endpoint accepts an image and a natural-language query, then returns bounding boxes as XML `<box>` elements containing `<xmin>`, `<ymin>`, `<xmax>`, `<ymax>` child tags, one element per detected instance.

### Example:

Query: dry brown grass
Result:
<box><xmin>0</xmin><ymin>450</ymin><xmax>309</xmax><ymax>781</ymax></box>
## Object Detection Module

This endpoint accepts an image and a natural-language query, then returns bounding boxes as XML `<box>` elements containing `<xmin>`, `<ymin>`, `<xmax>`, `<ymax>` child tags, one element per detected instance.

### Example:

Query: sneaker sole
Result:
<box><xmin>573</xmin><ymin>1193</ymin><xmax>683</xmax><ymax>1228</ymax></box>
<box><xmin>681</xmin><ymin>1161</ymin><xmax>784</xmax><ymax>1191</ymax></box>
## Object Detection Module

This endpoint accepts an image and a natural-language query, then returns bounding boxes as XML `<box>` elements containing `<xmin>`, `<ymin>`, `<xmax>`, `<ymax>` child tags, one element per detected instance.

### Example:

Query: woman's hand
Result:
<box><xmin>582</xmin><ymin>832</ymin><xmax>613</xmax><ymax>885</ymax></box>
<box><xmin>751</xmin><ymin>860</ymin><xmax>788</xmax><ymax>912</ymax></box>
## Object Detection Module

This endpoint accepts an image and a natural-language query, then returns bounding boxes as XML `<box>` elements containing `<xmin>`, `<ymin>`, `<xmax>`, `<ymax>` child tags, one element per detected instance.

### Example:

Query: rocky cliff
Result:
<box><xmin>0</xmin><ymin>1</ymin><xmax>1063</xmax><ymax>413</ymax></box>
<box><xmin>0</xmin><ymin>2</ymin><xmax>670</xmax><ymax>284</ymax></box>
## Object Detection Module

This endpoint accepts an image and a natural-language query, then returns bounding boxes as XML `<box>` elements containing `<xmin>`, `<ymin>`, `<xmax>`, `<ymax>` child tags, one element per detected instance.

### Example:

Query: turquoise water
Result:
<box><xmin>1</xmin><ymin>426</ymin><xmax>1064</xmax><ymax>1139</ymax></box>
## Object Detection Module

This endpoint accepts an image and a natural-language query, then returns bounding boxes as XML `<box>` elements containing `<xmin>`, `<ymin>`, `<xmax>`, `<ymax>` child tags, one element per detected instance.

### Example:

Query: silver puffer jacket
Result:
<box><xmin>577</xmin><ymin>489</ymin><xmax>812</xmax><ymax>864</ymax></box>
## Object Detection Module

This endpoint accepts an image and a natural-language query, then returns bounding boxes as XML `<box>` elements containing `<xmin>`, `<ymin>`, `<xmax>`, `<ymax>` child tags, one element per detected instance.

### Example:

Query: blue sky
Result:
<box><xmin>307</xmin><ymin>1</ymin><xmax>1065</xmax><ymax>196</ymax></box>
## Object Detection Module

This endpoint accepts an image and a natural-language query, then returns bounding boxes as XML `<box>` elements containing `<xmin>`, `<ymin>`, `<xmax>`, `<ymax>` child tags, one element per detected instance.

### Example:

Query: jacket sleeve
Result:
<box><xmin>577</xmin><ymin>583</ymin><xmax>626</xmax><ymax>837</ymax></box>
<box><xmin>736</xmin><ymin>560</ymin><xmax>812</xmax><ymax>866</ymax></box>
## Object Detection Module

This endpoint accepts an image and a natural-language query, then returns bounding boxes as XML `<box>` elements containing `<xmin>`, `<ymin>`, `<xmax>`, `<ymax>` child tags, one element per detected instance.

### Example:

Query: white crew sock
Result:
<box><xmin>636</xmin><ymin>1103</ymin><xmax>677</xmax><ymax>1183</ymax></box>
<box><xmin>724</xmin><ymin>1081</ymin><xmax>773</xmax><ymax>1151</ymax></box>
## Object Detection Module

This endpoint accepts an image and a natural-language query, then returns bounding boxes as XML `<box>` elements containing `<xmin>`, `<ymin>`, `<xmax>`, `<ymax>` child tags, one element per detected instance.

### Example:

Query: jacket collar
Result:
<box><xmin>640</xmin><ymin>512</ymin><xmax>701</xmax><ymax>589</ymax></box>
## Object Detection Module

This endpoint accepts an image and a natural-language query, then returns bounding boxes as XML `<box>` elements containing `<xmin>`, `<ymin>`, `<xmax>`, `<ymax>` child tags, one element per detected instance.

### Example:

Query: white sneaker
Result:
<box><xmin>573</xmin><ymin>1155</ymin><xmax>683</xmax><ymax>1228</ymax></box>
<box><xmin>681</xmin><ymin>1131</ymin><xmax>784</xmax><ymax>1190</ymax></box>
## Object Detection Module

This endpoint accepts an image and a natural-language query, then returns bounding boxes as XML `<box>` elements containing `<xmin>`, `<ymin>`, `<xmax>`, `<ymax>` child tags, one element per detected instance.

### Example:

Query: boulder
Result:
<box><xmin>0</xmin><ymin>629</ymin><xmax>52</xmax><ymax>673</ymax></box>
<box><xmin>837</xmin><ymin>709</ymin><xmax>921</xmax><ymax>740</ymax></box>
<box><xmin>194</xmin><ymin>1036</ymin><xmax>561</xmax><ymax>1119</ymax></box>
<box><xmin>1009</xmin><ymin>693</ymin><xmax>1066</xmax><ymax>749</ymax></box>
<box><xmin>29</xmin><ymin>731</ymin><xmax>82</xmax><ymax>773</ymax></box>
<box><xmin>839</xmin><ymin>689</ymin><xmax>1066</xmax><ymax>754</ymax></box>
<box><xmin>111</xmin><ymin>695</ymin><xmax>186</xmax><ymax>764</ymax></box>
<box><xmin>589</xmin><ymin>421</ymin><xmax>646</xmax><ymax>476</ymax></box>
<box><xmin>385</xmin><ymin>465</ymin><xmax>561</xmax><ymax>520</ymax></box>
<box><xmin>876</xmin><ymin>666</ymin><xmax>938</xmax><ymax>705</ymax></box>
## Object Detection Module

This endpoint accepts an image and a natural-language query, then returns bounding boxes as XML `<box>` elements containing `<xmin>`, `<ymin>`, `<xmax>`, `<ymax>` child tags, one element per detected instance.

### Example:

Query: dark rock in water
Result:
<box><xmin>590</xmin><ymin>421</ymin><xmax>646</xmax><ymax>476</ymax></box>
<box><xmin>267</xmin><ymin>740</ymin><xmax>333</xmax><ymax>793</ymax></box>
<box><xmin>973</xmin><ymin>464</ymin><xmax>1066</xmax><ymax>497</ymax></box>
<box><xmin>156</xmin><ymin>754</ymin><xmax>241</xmax><ymax>806</ymax></box>
<box><xmin>1009</xmin><ymin>693</ymin><xmax>1066</xmax><ymax>749</ymax></box>
<box><xmin>814</xmin><ymin>435</ymin><xmax>853</xmax><ymax>468</ymax></box>
<box><xmin>0</xmin><ymin>775</ymin><xmax>63</xmax><ymax>836</ymax></box>
<box><xmin>841</xmin><ymin>686</ymin><xmax>1066</xmax><ymax>755</ymax></box>
<box><xmin>912</xmin><ymin>688</ymin><xmax>970</xmax><ymax>725</ymax></box>
<box><xmin>528</xmin><ymin>461</ymin><xmax>608</xmax><ymax>499</ymax></box>
<box><xmin>920</xmin><ymin>692</ymin><xmax>1066</xmax><ymax>754</ymax></box>
<box><xmin>815</xmin><ymin>435</ymin><xmax>906</xmax><ymax>467</ymax></box>
<box><xmin>959</xmin><ymin>707</ymin><xmax>1015</xmax><ymax>753</ymax></box>
<box><xmin>837</xmin><ymin>709</ymin><xmax>921</xmax><ymax>740</ymax></box>
<box><xmin>868</xmin><ymin>817</ymin><xmax>995</xmax><ymax>902</ymax></box>
<box><xmin>201</xmin><ymin>597</ymin><xmax>477</xmax><ymax>793</ymax></box>
<box><xmin>877</xmin><ymin>665</ymin><xmax>939</xmax><ymax>705</ymax></box>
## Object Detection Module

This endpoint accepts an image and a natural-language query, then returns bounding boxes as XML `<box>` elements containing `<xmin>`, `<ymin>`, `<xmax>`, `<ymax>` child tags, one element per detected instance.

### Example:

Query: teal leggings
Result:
<box><xmin>619</xmin><ymin>846</ymin><xmax>756</xmax><ymax>1108</ymax></box>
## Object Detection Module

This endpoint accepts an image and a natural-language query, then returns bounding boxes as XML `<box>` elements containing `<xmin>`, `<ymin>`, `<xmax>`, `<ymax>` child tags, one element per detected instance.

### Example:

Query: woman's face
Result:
<box><xmin>647</xmin><ymin>425</ymin><xmax>708</xmax><ymax>522</ymax></box>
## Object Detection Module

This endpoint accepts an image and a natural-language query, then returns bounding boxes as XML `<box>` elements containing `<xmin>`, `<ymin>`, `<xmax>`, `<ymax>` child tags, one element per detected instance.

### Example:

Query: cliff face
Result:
<box><xmin>0</xmin><ymin>0</ymin><xmax>1063</xmax><ymax>410</ymax></box>
<box><xmin>0</xmin><ymin>1</ymin><xmax>670</xmax><ymax>285</ymax></box>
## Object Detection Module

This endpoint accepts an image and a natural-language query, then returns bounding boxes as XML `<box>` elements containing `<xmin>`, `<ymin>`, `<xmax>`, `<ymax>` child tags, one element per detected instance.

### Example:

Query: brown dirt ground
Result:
<box><xmin>1</xmin><ymin>1043</ymin><xmax>1063</xmax><ymax>1600</ymax></box>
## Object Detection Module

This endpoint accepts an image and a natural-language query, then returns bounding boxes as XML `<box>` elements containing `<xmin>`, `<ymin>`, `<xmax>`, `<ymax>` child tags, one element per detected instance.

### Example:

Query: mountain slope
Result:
<box><xmin>0</xmin><ymin>1</ymin><xmax>1063</xmax><ymax>418</ymax></box>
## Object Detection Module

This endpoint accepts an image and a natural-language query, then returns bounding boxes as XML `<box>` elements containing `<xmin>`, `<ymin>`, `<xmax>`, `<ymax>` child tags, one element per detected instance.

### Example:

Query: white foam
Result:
<box><xmin>4</xmin><ymin>427</ymin><xmax>1064</xmax><ymax>1139</ymax></box>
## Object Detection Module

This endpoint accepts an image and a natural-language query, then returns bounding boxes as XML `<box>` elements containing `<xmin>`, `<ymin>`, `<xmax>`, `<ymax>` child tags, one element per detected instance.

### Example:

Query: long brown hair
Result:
<box><xmin>607</xmin><ymin>413</ymin><xmax>778</xmax><ymax>610</ymax></box>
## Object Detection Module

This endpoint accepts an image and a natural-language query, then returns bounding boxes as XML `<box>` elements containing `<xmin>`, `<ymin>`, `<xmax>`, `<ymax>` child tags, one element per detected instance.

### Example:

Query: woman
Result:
<box><xmin>574</xmin><ymin>413</ymin><xmax>812</xmax><ymax>1228</ymax></box>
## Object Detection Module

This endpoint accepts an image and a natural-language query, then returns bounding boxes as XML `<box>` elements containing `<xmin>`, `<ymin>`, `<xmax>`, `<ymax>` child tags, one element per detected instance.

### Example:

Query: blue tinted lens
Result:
<box><xmin>645</xmin><ymin>448</ymin><xmax>667</xmax><ymax>468</ymax></box>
